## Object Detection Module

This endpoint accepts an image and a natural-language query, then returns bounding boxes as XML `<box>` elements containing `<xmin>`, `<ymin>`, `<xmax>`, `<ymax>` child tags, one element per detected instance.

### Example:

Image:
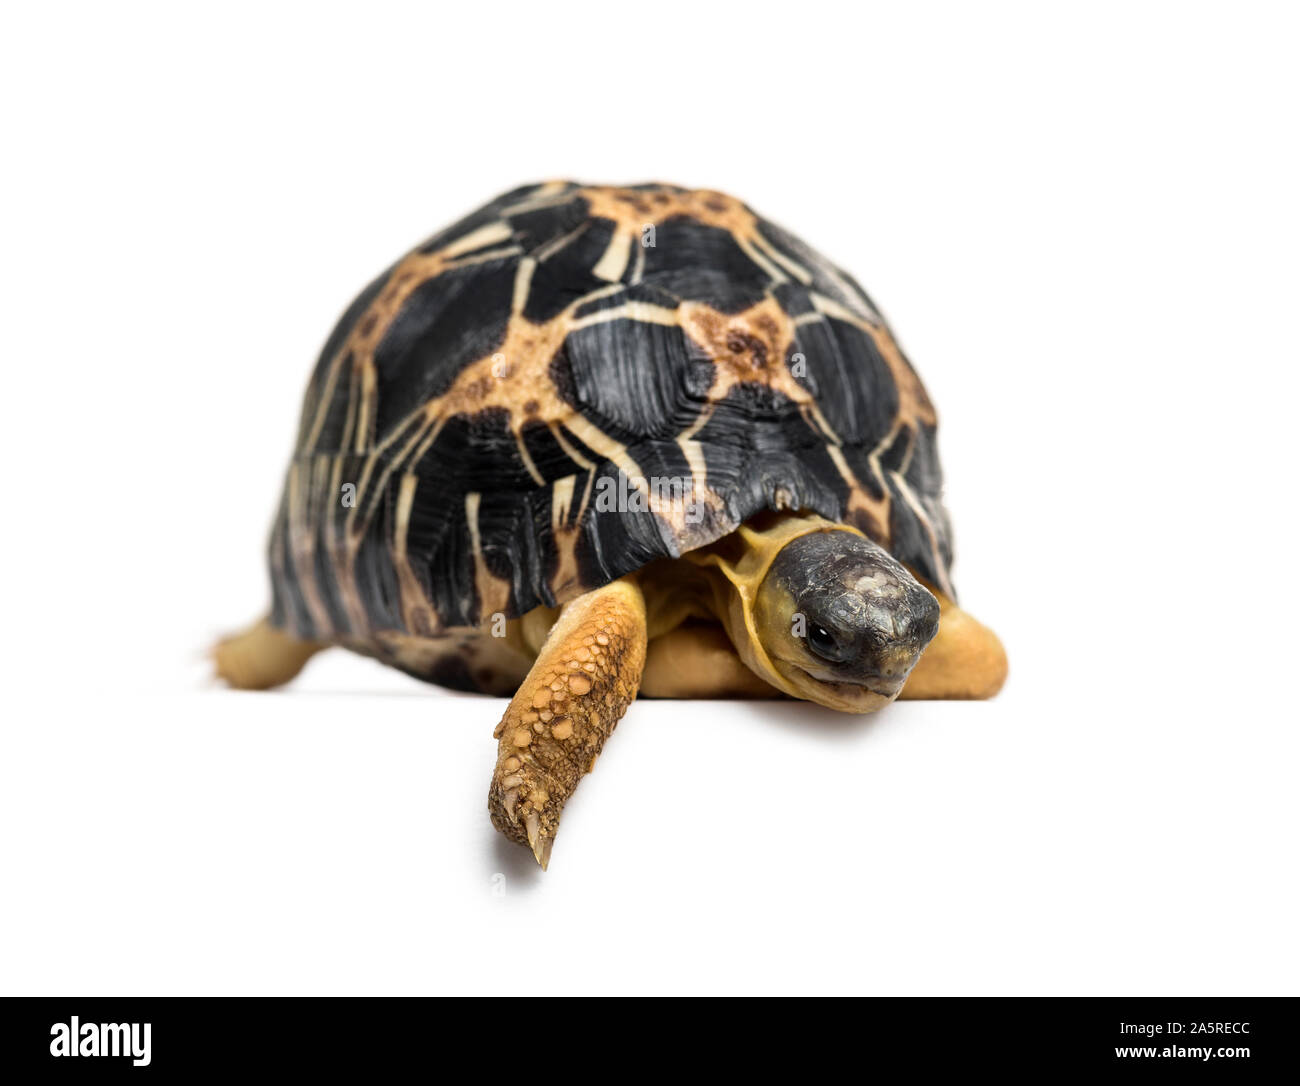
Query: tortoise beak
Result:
<box><xmin>771</xmin><ymin>659</ymin><xmax>903</xmax><ymax>713</ymax></box>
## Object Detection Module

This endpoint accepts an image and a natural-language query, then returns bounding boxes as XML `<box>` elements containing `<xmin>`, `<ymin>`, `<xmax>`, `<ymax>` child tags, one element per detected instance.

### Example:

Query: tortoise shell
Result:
<box><xmin>269</xmin><ymin>181</ymin><xmax>955</xmax><ymax>641</ymax></box>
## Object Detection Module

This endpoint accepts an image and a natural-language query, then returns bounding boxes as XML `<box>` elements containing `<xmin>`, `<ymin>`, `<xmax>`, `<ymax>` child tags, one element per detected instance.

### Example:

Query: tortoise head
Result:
<box><xmin>752</xmin><ymin>529</ymin><xmax>940</xmax><ymax>712</ymax></box>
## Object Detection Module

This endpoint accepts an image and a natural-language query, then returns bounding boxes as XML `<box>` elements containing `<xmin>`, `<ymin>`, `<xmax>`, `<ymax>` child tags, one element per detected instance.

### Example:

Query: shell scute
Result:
<box><xmin>270</xmin><ymin>182</ymin><xmax>955</xmax><ymax>640</ymax></box>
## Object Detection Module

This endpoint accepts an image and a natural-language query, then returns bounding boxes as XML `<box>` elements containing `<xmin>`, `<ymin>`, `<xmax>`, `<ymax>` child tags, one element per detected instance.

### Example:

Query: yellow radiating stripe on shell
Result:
<box><xmin>591</xmin><ymin>231</ymin><xmax>632</xmax><ymax>282</ymax></box>
<box><xmin>889</xmin><ymin>470</ymin><xmax>955</xmax><ymax>600</ymax></box>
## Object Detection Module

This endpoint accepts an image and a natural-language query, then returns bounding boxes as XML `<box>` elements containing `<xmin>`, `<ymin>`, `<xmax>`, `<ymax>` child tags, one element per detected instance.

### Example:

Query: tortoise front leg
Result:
<box><xmin>488</xmin><ymin>577</ymin><xmax>647</xmax><ymax>868</ymax></box>
<box><xmin>898</xmin><ymin>592</ymin><xmax>1007</xmax><ymax>700</ymax></box>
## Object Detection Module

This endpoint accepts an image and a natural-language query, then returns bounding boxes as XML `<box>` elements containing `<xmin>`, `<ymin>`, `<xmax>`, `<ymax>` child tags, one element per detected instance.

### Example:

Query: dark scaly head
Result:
<box><xmin>753</xmin><ymin>529</ymin><xmax>940</xmax><ymax>712</ymax></box>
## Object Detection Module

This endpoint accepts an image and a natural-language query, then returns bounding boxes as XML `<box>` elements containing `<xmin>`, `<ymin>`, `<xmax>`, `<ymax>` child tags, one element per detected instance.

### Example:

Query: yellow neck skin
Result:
<box><xmin>686</xmin><ymin>513</ymin><xmax>865</xmax><ymax>700</ymax></box>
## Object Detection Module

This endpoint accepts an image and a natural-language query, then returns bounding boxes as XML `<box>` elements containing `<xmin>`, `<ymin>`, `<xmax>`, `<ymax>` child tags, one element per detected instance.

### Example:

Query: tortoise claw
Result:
<box><xmin>523</xmin><ymin>810</ymin><xmax>554</xmax><ymax>868</ymax></box>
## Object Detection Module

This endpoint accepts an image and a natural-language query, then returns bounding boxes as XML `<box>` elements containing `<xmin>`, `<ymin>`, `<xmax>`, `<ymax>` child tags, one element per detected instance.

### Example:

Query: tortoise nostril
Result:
<box><xmin>906</xmin><ymin>594</ymin><xmax>941</xmax><ymax>647</ymax></box>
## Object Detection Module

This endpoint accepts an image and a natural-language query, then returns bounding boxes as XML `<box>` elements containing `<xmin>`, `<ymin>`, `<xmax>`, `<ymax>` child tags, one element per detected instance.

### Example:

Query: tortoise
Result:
<box><xmin>215</xmin><ymin>181</ymin><xmax>1008</xmax><ymax>867</ymax></box>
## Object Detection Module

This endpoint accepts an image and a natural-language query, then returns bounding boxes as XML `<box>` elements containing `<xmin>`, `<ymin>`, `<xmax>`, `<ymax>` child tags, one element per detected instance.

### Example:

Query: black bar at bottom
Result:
<box><xmin>0</xmin><ymin>996</ymin><xmax>1292</xmax><ymax>1075</ymax></box>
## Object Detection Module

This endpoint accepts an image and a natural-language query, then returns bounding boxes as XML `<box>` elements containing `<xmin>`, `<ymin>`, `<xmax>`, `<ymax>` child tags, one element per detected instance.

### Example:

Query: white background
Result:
<box><xmin>2</xmin><ymin>2</ymin><xmax>1296</xmax><ymax>995</ymax></box>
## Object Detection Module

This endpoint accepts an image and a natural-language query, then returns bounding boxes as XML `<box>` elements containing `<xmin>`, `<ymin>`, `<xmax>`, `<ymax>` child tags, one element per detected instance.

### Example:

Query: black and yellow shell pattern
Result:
<box><xmin>269</xmin><ymin>182</ymin><xmax>955</xmax><ymax>640</ymax></box>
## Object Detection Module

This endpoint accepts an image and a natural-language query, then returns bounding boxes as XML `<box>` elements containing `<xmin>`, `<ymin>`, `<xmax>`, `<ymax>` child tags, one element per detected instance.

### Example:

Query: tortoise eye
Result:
<box><xmin>806</xmin><ymin>624</ymin><xmax>848</xmax><ymax>662</ymax></box>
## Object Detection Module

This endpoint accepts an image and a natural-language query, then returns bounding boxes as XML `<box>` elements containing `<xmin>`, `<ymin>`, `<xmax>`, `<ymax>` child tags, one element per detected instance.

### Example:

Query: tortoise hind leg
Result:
<box><xmin>488</xmin><ymin>577</ymin><xmax>647</xmax><ymax>868</ymax></box>
<box><xmin>898</xmin><ymin>593</ymin><xmax>1007</xmax><ymax>700</ymax></box>
<box><xmin>213</xmin><ymin>616</ymin><xmax>325</xmax><ymax>690</ymax></box>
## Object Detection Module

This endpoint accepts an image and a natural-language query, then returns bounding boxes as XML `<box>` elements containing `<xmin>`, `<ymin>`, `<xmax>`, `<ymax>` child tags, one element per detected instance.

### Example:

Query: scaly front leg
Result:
<box><xmin>488</xmin><ymin>577</ymin><xmax>647</xmax><ymax>868</ymax></box>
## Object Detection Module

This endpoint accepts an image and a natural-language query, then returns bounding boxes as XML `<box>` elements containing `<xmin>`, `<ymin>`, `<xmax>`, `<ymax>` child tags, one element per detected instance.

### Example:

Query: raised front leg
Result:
<box><xmin>898</xmin><ymin>593</ymin><xmax>1007</xmax><ymax>700</ymax></box>
<box><xmin>488</xmin><ymin>577</ymin><xmax>647</xmax><ymax>868</ymax></box>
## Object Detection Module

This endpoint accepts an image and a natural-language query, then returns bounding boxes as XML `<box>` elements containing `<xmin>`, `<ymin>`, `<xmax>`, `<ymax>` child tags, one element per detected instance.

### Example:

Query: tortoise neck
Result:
<box><xmin>686</xmin><ymin>512</ymin><xmax>865</xmax><ymax>695</ymax></box>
